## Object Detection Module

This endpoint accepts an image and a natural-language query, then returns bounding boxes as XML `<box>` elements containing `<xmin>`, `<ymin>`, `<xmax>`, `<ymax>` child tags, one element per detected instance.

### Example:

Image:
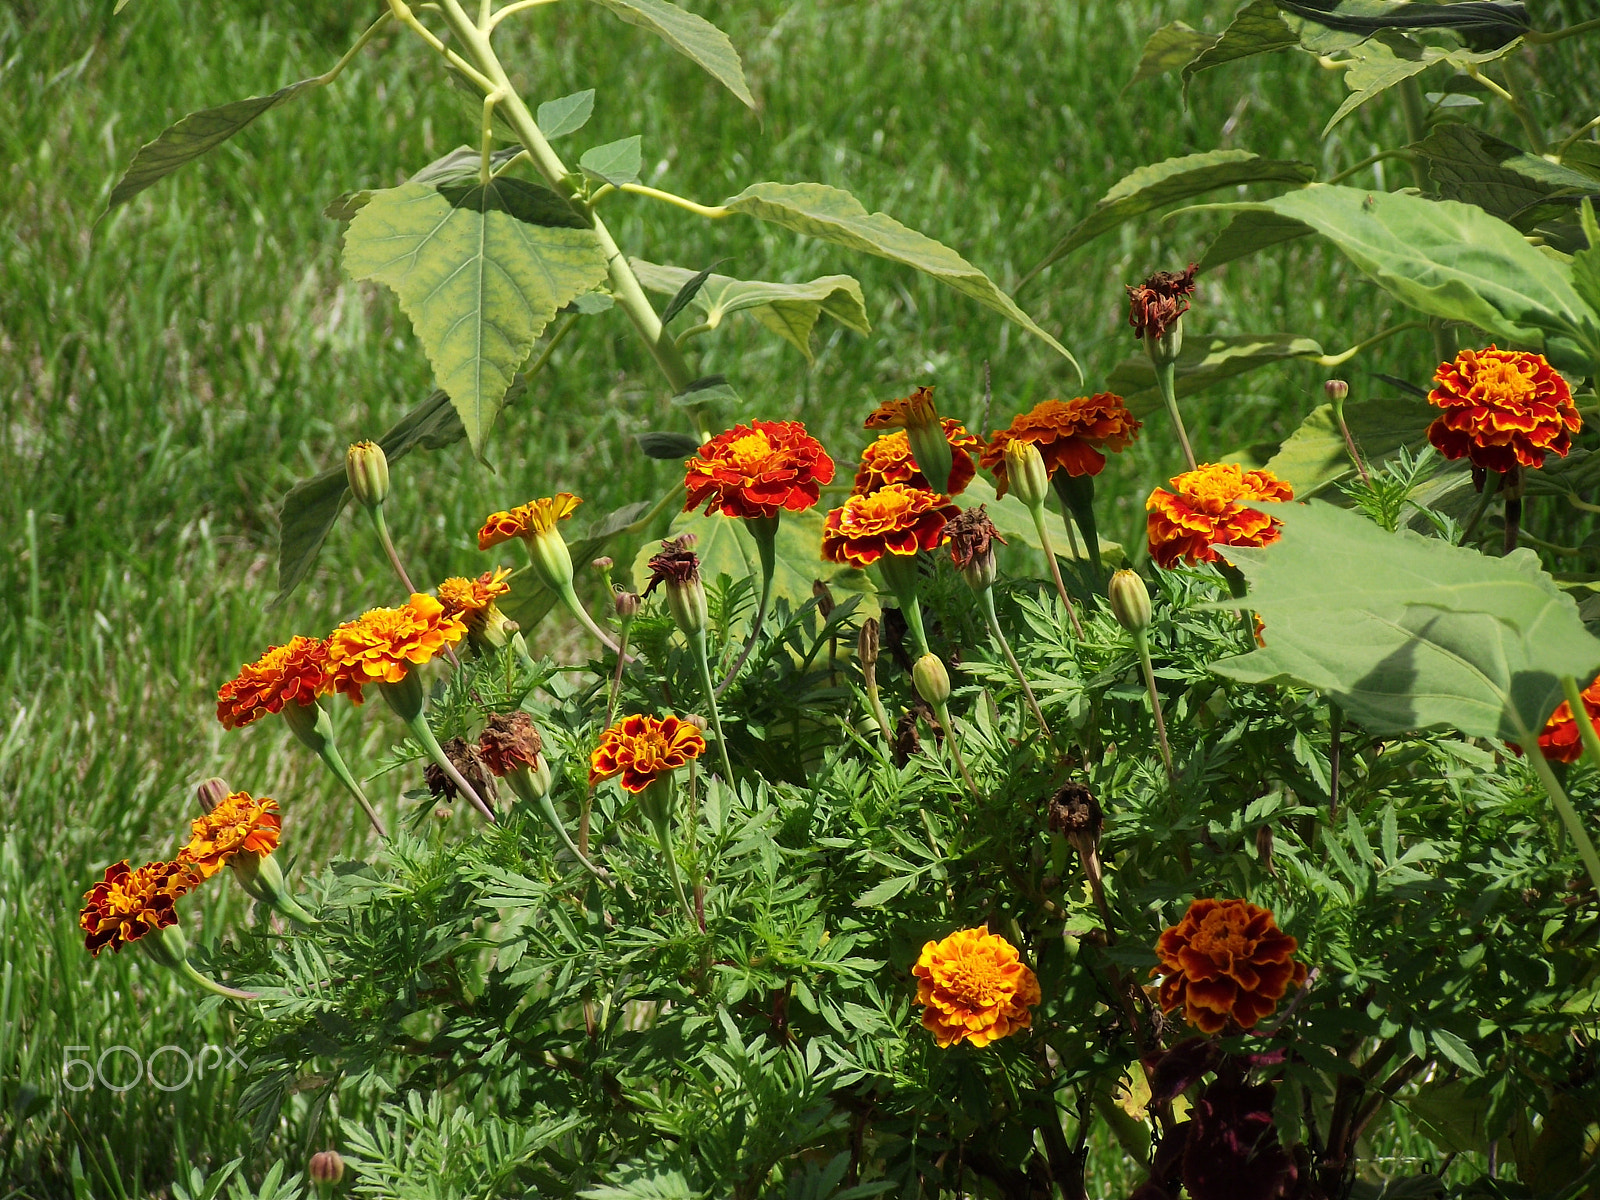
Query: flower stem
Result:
<box><xmin>605</xmin><ymin>623</ymin><xmax>631</xmax><ymax>729</ymax></box>
<box><xmin>978</xmin><ymin>587</ymin><xmax>1056</xmax><ymax>755</ymax></box>
<box><xmin>1029</xmin><ymin>505</ymin><xmax>1086</xmax><ymax>640</ymax></box>
<box><xmin>691</xmin><ymin>630</ymin><xmax>736</xmax><ymax>781</ymax></box>
<box><xmin>1133</xmin><ymin>631</ymin><xmax>1176</xmax><ymax>785</ymax></box>
<box><xmin>403</xmin><ymin>710</ymin><xmax>496</xmax><ymax>823</ymax></box>
<box><xmin>929</xmin><ymin>700</ymin><xmax>981</xmax><ymax>801</ymax></box>
<box><xmin>1154</xmin><ymin>359</ymin><xmax>1197</xmax><ymax>472</ymax></box>
<box><xmin>1216</xmin><ymin>563</ymin><xmax>1257</xmax><ymax>652</ymax></box>
<box><xmin>1463</xmin><ymin>469</ymin><xmax>1504</xmax><ymax>542</ymax></box>
<box><xmin>1331</xmin><ymin>394</ymin><xmax>1370</xmax><ymax>484</ymax></box>
<box><xmin>560</xmin><ymin>582</ymin><xmax>627</xmax><ymax>657</ymax></box>
<box><xmin>509</xmin><ymin>772</ymin><xmax>613</xmax><ymax>886</ymax></box>
<box><xmin>369</xmin><ymin>506</ymin><xmax>417</xmax><ymax>595</ymax></box>
<box><xmin>281</xmin><ymin>702</ymin><xmax>387</xmax><ymax>837</ymax></box>
<box><xmin>1504</xmin><ymin>494</ymin><xmax>1523</xmax><ymax>555</ymax></box>
<box><xmin>1521</xmin><ymin>718</ymin><xmax>1600</xmax><ymax>896</ymax></box>
<box><xmin>646</xmin><ymin>809</ymin><xmax>695</xmax><ymax>924</ymax></box>
<box><xmin>716</xmin><ymin>519</ymin><xmax>778</xmax><ymax>695</ymax></box>
<box><xmin>178</xmin><ymin>958</ymin><xmax>259</xmax><ymax>1002</ymax></box>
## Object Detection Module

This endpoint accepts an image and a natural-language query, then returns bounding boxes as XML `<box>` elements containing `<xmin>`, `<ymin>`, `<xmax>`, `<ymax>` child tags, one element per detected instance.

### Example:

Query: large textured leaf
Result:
<box><xmin>1182</xmin><ymin>0</ymin><xmax>1297</xmax><ymax>94</ymax></box>
<box><xmin>342</xmin><ymin>179</ymin><xmax>608</xmax><ymax>458</ymax></box>
<box><xmin>1277</xmin><ymin>0</ymin><xmax>1529</xmax><ymax>50</ymax></box>
<box><xmin>1573</xmin><ymin>201</ymin><xmax>1600</xmax><ymax>319</ymax></box>
<box><xmin>1323</xmin><ymin>39</ymin><xmax>1521</xmax><ymax>136</ymax></box>
<box><xmin>1107</xmin><ymin>333</ymin><xmax>1324</xmax><ymax>417</ymax></box>
<box><xmin>1200</xmin><ymin>209</ymin><xmax>1313</xmax><ymax>270</ymax></box>
<box><xmin>585</xmin><ymin>0</ymin><xmax>754</xmax><ymax>109</ymax></box>
<box><xmin>631</xmin><ymin>259</ymin><xmax>869</xmax><ymax>362</ymax></box>
<box><xmin>1263</xmin><ymin>395</ymin><xmax>1438</xmax><ymax>496</ymax></box>
<box><xmin>106</xmin><ymin>76</ymin><xmax>324</xmax><ymax>210</ymax></box>
<box><xmin>1209</xmin><ymin>502</ymin><xmax>1600</xmax><ymax>743</ymax></box>
<box><xmin>1414</xmin><ymin>124</ymin><xmax>1598</xmax><ymax>229</ymax></box>
<box><xmin>1213</xmin><ymin>186</ymin><xmax>1600</xmax><ymax>374</ymax></box>
<box><xmin>1028</xmin><ymin>150</ymin><xmax>1314</xmax><ymax>276</ymax></box>
<box><xmin>723</xmin><ymin>182</ymin><xmax>1080</xmax><ymax>376</ymax></box>
<box><xmin>1127</xmin><ymin>22</ymin><xmax>1217</xmax><ymax>87</ymax></box>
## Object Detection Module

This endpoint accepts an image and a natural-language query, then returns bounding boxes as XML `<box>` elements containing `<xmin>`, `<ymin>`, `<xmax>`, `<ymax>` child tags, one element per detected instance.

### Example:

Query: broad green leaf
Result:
<box><xmin>1028</xmin><ymin>150</ymin><xmax>1314</xmax><ymax>276</ymax></box>
<box><xmin>1199</xmin><ymin>209</ymin><xmax>1313</xmax><ymax>271</ymax></box>
<box><xmin>1562</xmin><ymin>142</ymin><xmax>1600</xmax><ymax>183</ymax></box>
<box><xmin>1324</xmin><ymin>39</ymin><xmax>1522</xmax><ymax>136</ymax></box>
<box><xmin>342</xmin><ymin>179</ymin><xmax>608</xmax><ymax>458</ymax></box>
<box><xmin>1182</xmin><ymin>0</ymin><xmax>1297</xmax><ymax>94</ymax></box>
<box><xmin>1430</xmin><ymin>1029</ymin><xmax>1483</xmax><ymax>1076</ymax></box>
<box><xmin>1208</xmin><ymin>502</ymin><xmax>1600</xmax><ymax>744</ymax></box>
<box><xmin>1107</xmin><ymin>333</ymin><xmax>1325</xmax><ymax>417</ymax></box>
<box><xmin>631</xmin><ymin>259</ymin><xmax>869</xmax><ymax>362</ymax></box>
<box><xmin>323</xmin><ymin>145</ymin><xmax>522</xmax><ymax>225</ymax></box>
<box><xmin>1278</xmin><ymin>0</ymin><xmax>1530</xmax><ymax>50</ymax></box>
<box><xmin>1572</xmin><ymin>199</ymin><xmax>1600</xmax><ymax>319</ymax></box>
<box><xmin>1211</xmin><ymin>186</ymin><xmax>1600</xmax><ymax>374</ymax></box>
<box><xmin>1263</xmin><ymin>395</ymin><xmax>1437</xmax><ymax>496</ymax></box>
<box><xmin>1415</xmin><ymin>124</ymin><xmax>1598</xmax><ymax>228</ymax></box>
<box><xmin>579</xmin><ymin>136</ymin><xmax>642</xmax><ymax>187</ymax></box>
<box><xmin>723</xmin><ymin>182</ymin><xmax>1080</xmax><ymax>377</ymax></box>
<box><xmin>106</xmin><ymin>76</ymin><xmax>325</xmax><ymax>210</ymax></box>
<box><xmin>585</xmin><ymin>0</ymin><xmax>754</xmax><ymax>110</ymax></box>
<box><xmin>1127</xmin><ymin>22</ymin><xmax>1216</xmax><ymax>87</ymax></box>
<box><xmin>537</xmin><ymin>90</ymin><xmax>595</xmax><ymax>139</ymax></box>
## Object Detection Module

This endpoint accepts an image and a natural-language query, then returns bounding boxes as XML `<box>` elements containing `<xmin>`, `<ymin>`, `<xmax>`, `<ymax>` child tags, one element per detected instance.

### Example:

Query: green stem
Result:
<box><xmin>1315</xmin><ymin>321</ymin><xmax>1430</xmax><ymax>369</ymax></box>
<box><xmin>1396</xmin><ymin>78</ymin><xmax>1458</xmax><ymax>367</ymax></box>
<box><xmin>1029</xmin><ymin>505</ymin><xmax>1086</xmax><ymax>640</ymax></box>
<box><xmin>978</xmin><ymin>587</ymin><xmax>1056</xmax><ymax>755</ymax></box>
<box><xmin>281</xmin><ymin>702</ymin><xmax>387</xmax><ymax>836</ymax></box>
<box><xmin>647</xmin><ymin>810</ymin><xmax>695</xmax><ymax>924</ymax></box>
<box><xmin>560</xmin><ymin>582</ymin><xmax>627</xmax><ymax>657</ymax></box>
<box><xmin>929</xmin><ymin>700</ymin><xmax>981</xmax><ymax>801</ymax></box>
<box><xmin>1331</xmin><ymin>394</ymin><xmax>1370</xmax><ymax>484</ymax></box>
<box><xmin>691</xmin><ymin>630</ymin><xmax>736</xmax><ymax>781</ymax></box>
<box><xmin>178</xmin><ymin>959</ymin><xmax>259</xmax><ymax>1002</ymax></box>
<box><xmin>1153</xmin><ymin>359</ymin><xmax>1197</xmax><ymax>472</ymax></box>
<box><xmin>1134</xmin><ymin>630</ymin><xmax>1176</xmax><ymax>785</ymax></box>
<box><xmin>369</xmin><ymin>506</ymin><xmax>417</xmax><ymax>595</ymax></box>
<box><xmin>318</xmin><ymin>11</ymin><xmax>394</xmax><ymax>85</ymax></box>
<box><xmin>618</xmin><ymin>182</ymin><xmax>731</xmax><ymax>220</ymax></box>
<box><xmin>510</xmin><ymin>772</ymin><xmax>613</xmax><ymax>886</ymax></box>
<box><xmin>1326</xmin><ymin>148</ymin><xmax>1415</xmax><ymax>185</ymax></box>
<box><xmin>1521</xmin><ymin>715</ymin><xmax>1600</xmax><ymax>896</ymax></box>
<box><xmin>1527</xmin><ymin>16</ymin><xmax>1600</xmax><ymax>44</ymax></box>
<box><xmin>606</xmin><ymin>623</ymin><xmax>630</xmax><ymax>728</ymax></box>
<box><xmin>1463</xmin><ymin>469</ymin><xmax>1504</xmax><ymax>542</ymax></box>
<box><xmin>1217</xmin><ymin>562</ymin><xmax>1257</xmax><ymax>652</ymax></box>
<box><xmin>716</xmin><ymin>519</ymin><xmax>778</xmax><ymax>695</ymax></box>
<box><xmin>405</xmin><ymin>710</ymin><xmax>496</xmax><ymax>823</ymax></box>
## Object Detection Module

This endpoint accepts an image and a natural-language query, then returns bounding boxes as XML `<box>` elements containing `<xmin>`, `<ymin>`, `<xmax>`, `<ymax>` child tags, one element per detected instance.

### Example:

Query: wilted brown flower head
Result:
<box><xmin>643</xmin><ymin>534</ymin><xmax>701</xmax><ymax>597</ymax></box>
<box><xmin>424</xmin><ymin>737</ymin><xmax>497</xmax><ymax>804</ymax></box>
<box><xmin>812</xmin><ymin>579</ymin><xmax>836</xmax><ymax>619</ymax></box>
<box><xmin>1127</xmin><ymin>263</ymin><xmax>1198</xmax><ymax>341</ymax></box>
<box><xmin>1047</xmin><ymin>781</ymin><xmax>1103</xmax><ymax>841</ymax></box>
<box><xmin>946</xmin><ymin>506</ymin><xmax>1006</xmax><ymax>573</ymax></box>
<box><xmin>478</xmin><ymin>711</ymin><xmax>543</xmax><ymax>776</ymax></box>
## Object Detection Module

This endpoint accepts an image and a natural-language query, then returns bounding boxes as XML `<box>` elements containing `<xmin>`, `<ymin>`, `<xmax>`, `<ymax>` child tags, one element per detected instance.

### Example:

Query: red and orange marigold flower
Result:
<box><xmin>1146</xmin><ymin>463</ymin><xmax>1294</xmax><ymax>569</ymax></box>
<box><xmin>80</xmin><ymin>859</ymin><xmax>203</xmax><ymax>956</ymax></box>
<box><xmin>981</xmin><ymin>395</ymin><xmax>1141</xmax><ymax>497</ymax></box>
<box><xmin>326</xmin><ymin>593</ymin><xmax>466</xmax><ymax>704</ymax></box>
<box><xmin>1425</xmin><ymin>346</ymin><xmax>1579</xmax><ymax>474</ymax></box>
<box><xmin>853</xmin><ymin>420</ymin><xmax>981</xmax><ymax>496</ymax></box>
<box><xmin>913</xmin><ymin>927</ymin><xmax>1041</xmax><ymax>1048</ymax></box>
<box><xmin>821</xmin><ymin>484</ymin><xmax>959</xmax><ymax>569</ymax></box>
<box><xmin>1538</xmin><ymin>678</ymin><xmax>1600</xmax><ymax>763</ymax></box>
<box><xmin>178</xmin><ymin>791</ymin><xmax>282</xmax><ymax>879</ymax></box>
<box><xmin>478</xmin><ymin>493</ymin><xmax>582</xmax><ymax>551</ymax></box>
<box><xmin>863</xmin><ymin>384</ymin><xmax>940</xmax><ymax>431</ymax></box>
<box><xmin>589</xmin><ymin>713</ymin><xmax>706</xmax><ymax>793</ymax></box>
<box><xmin>1152</xmin><ymin>898</ymin><xmax>1306</xmax><ymax>1034</ymax></box>
<box><xmin>438</xmin><ymin>567</ymin><xmax>512</xmax><ymax>620</ymax></box>
<box><xmin>216</xmin><ymin>636</ymin><xmax>330</xmax><ymax>730</ymax></box>
<box><xmin>684</xmin><ymin>420</ymin><xmax>836</xmax><ymax>519</ymax></box>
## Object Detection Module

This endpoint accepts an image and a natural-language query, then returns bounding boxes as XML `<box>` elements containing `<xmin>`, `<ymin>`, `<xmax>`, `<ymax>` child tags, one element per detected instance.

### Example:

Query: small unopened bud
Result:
<box><xmin>1107</xmin><ymin>569</ymin><xmax>1152</xmax><ymax>635</ymax></box>
<box><xmin>1324</xmin><ymin>379</ymin><xmax>1349</xmax><ymax>404</ymax></box>
<box><xmin>345</xmin><ymin>440</ymin><xmax>389</xmax><ymax>509</ymax></box>
<box><xmin>858</xmin><ymin>618</ymin><xmax>880</xmax><ymax>670</ymax></box>
<box><xmin>434</xmin><ymin>805</ymin><xmax>454</xmax><ymax>822</ymax></box>
<box><xmin>684</xmin><ymin>714</ymin><xmax>709</xmax><ymax>733</ymax></box>
<box><xmin>196</xmin><ymin>777</ymin><xmax>228</xmax><ymax>814</ymax></box>
<box><xmin>912</xmin><ymin>652</ymin><xmax>950</xmax><ymax>708</ymax></box>
<box><xmin>812</xmin><ymin>579</ymin><xmax>836</xmax><ymax>620</ymax></box>
<box><xmin>308</xmin><ymin>1150</ymin><xmax>345</xmax><ymax>1184</ymax></box>
<box><xmin>1002</xmin><ymin>441</ymin><xmax>1051</xmax><ymax>510</ymax></box>
<box><xmin>614</xmin><ymin>589</ymin><xmax>641</xmax><ymax>620</ymax></box>
<box><xmin>1255</xmin><ymin>824</ymin><xmax>1276</xmax><ymax>876</ymax></box>
<box><xmin>591</xmin><ymin>556</ymin><xmax>613</xmax><ymax>572</ymax></box>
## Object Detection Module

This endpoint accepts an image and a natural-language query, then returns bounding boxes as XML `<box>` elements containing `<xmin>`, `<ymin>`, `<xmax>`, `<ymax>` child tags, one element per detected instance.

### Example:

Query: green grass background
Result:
<box><xmin>3</xmin><ymin>0</ymin><xmax>1597</xmax><ymax>1193</ymax></box>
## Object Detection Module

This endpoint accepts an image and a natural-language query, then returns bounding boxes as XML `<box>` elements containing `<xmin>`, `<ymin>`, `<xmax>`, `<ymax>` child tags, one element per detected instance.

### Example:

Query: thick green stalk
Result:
<box><xmin>1153</xmin><ymin>359</ymin><xmax>1197</xmax><ymax>473</ymax></box>
<box><xmin>690</xmin><ymin>630</ymin><xmax>736</xmax><ymax>780</ymax></box>
<box><xmin>280</xmin><ymin>701</ymin><xmax>387</xmax><ymax>836</ymax></box>
<box><xmin>1133</xmin><ymin>630</ymin><xmax>1176</xmax><ymax>785</ymax></box>
<box><xmin>978</xmin><ymin>586</ymin><xmax>1056</xmax><ymax>754</ymax></box>
<box><xmin>1028</xmin><ymin>505</ymin><xmax>1085</xmax><ymax>640</ymax></box>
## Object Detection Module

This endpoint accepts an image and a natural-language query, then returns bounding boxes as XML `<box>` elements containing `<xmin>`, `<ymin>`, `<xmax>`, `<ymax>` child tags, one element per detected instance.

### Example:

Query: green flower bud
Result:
<box><xmin>1002</xmin><ymin>441</ymin><xmax>1051</xmax><ymax>510</ymax></box>
<box><xmin>1324</xmin><ymin>379</ymin><xmax>1349</xmax><ymax>404</ymax></box>
<box><xmin>912</xmin><ymin>652</ymin><xmax>951</xmax><ymax>708</ymax></box>
<box><xmin>527</xmin><ymin>526</ymin><xmax>576</xmax><ymax>597</ymax></box>
<box><xmin>345</xmin><ymin>440</ymin><xmax>390</xmax><ymax>509</ymax></box>
<box><xmin>1107</xmin><ymin>569</ymin><xmax>1152</xmax><ymax>635</ymax></box>
<box><xmin>665</xmin><ymin>576</ymin><xmax>708</xmax><ymax>637</ymax></box>
<box><xmin>309</xmin><ymin>1151</ymin><xmax>345</xmax><ymax>1185</ymax></box>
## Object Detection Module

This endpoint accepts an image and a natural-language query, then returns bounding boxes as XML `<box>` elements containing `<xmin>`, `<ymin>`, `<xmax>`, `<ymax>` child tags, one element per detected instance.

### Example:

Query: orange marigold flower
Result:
<box><xmin>326</xmin><ymin>593</ymin><xmax>466</xmax><ymax>704</ymax></box>
<box><xmin>1425</xmin><ymin>345</ymin><xmax>1579</xmax><ymax>473</ymax></box>
<box><xmin>1152</xmin><ymin>897</ymin><xmax>1307</xmax><ymax>1034</ymax></box>
<box><xmin>177</xmin><ymin>791</ymin><xmax>282</xmax><ymax>880</ymax></box>
<box><xmin>478</xmin><ymin>493</ymin><xmax>582</xmax><ymax>551</ymax></box>
<box><xmin>912</xmin><ymin>927</ymin><xmax>1041</xmax><ymax>1048</ymax></box>
<box><xmin>1538</xmin><ymin>678</ymin><xmax>1600</xmax><ymax>764</ymax></box>
<box><xmin>863</xmin><ymin>384</ymin><xmax>939</xmax><ymax>431</ymax></box>
<box><xmin>1145</xmin><ymin>463</ymin><xmax>1294</xmax><ymax>569</ymax></box>
<box><xmin>438</xmin><ymin>567</ymin><xmax>513</xmax><ymax>620</ymax></box>
<box><xmin>79</xmin><ymin>859</ymin><xmax>202</xmax><ymax>956</ymax></box>
<box><xmin>684</xmin><ymin>420</ymin><xmax>836</xmax><ymax>520</ymax></box>
<box><xmin>589</xmin><ymin>713</ymin><xmax>706</xmax><ymax>793</ymax></box>
<box><xmin>821</xmin><ymin>484</ymin><xmax>959</xmax><ymax>570</ymax></box>
<box><xmin>854</xmin><ymin>420</ymin><xmax>981</xmax><ymax>496</ymax></box>
<box><xmin>981</xmin><ymin>395</ymin><xmax>1141</xmax><ymax>496</ymax></box>
<box><xmin>216</xmin><ymin>636</ymin><xmax>330</xmax><ymax>730</ymax></box>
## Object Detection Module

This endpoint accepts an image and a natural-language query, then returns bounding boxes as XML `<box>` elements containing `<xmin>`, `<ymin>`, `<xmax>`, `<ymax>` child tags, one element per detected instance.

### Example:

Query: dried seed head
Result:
<box><xmin>812</xmin><ymin>579</ymin><xmax>836</xmax><ymax>619</ymax></box>
<box><xmin>424</xmin><ymin>737</ymin><xmax>497</xmax><ymax>805</ymax></box>
<box><xmin>857</xmin><ymin>618</ymin><xmax>880</xmax><ymax>670</ymax></box>
<box><xmin>1047</xmin><ymin>781</ymin><xmax>1103</xmax><ymax>841</ymax></box>
<box><xmin>478</xmin><ymin>711</ymin><xmax>543</xmax><ymax>777</ymax></box>
<box><xmin>1126</xmin><ymin>263</ymin><xmax>1198</xmax><ymax>343</ymax></box>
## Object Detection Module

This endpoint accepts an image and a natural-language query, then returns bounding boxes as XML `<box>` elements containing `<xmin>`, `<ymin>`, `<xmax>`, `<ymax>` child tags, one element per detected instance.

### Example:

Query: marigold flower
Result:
<box><xmin>1127</xmin><ymin>263</ymin><xmax>1198</xmax><ymax>342</ymax></box>
<box><xmin>216</xmin><ymin>636</ymin><xmax>331</xmax><ymax>730</ymax></box>
<box><xmin>1145</xmin><ymin>463</ymin><xmax>1294</xmax><ymax>569</ymax></box>
<box><xmin>80</xmin><ymin>859</ymin><xmax>202</xmax><ymax>956</ymax></box>
<box><xmin>438</xmin><ymin>566</ymin><xmax>512</xmax><ymax>619</ymax></box>
<box><xmin>863</xmin><ymin>385</ymin><xmax>939</xmax><ymax>431</ymax></box>
<box><xmin>479</xmin><ymin>711</ymin><xmax>543</xmax><ymax>776</ymax></box>
<box><xmin>1538</xmin><ymin>678</ymin><xmax>1600</xmax><ymax>763</ymax></box>
<box><xmin>326</xmin><ymin>593</ymin><xmax>466</xmax><ymax>704</ymax></box>
<box><xmin>684</xmin><ymin>420</ymin><xmax>836</xmax><ymax>520</ymax></box>
<box><xmin>177</xmin><ymin>791</ymin><xmax>282</xmax><ymax>880</ymax></box>
<box><xmin>1425</xmin><ymin>346</ymin><xmax>1579</xmax><ymax>473</ymax></box>
<box><xmin>981</xmin><ymin>395</ymin><xmax>1141</xmax><ymax>496</ymax></box>
<box><xmin>589</xmin><ymin>713</ymin><xmax>707</xmax><ymax>793</ymax></box>
<box><xmin>854</xmin><ymin>421</ymin><xmax>981</xmax><ymax>496</ymax></box>
<box><xmin>912</xmin><ymin>927</ymin><xmax>1041</xmax><ymax>1048</ymax></box>
<box><xmin>821</xmin><ymin>484</ymin><xmax>959</xmax><ymax>570</ymax></box>
<box><xmin>477</xmin><ymin>493</ymin><xmax>582</xmax><ymax>551</ymax></box>
<box><xmin>1152</xmin><ymin>898</ymin><xmax>1306</xmax><ymax>1034</ymax></box>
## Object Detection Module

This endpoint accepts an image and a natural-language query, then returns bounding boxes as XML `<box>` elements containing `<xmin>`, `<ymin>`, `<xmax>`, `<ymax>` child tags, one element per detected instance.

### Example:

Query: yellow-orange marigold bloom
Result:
<box><xmin>981</xmin><ymin>395</ymin><xmax>1141</xmax><ymax>496</ymax></box>
<box><xmin>79</xmin><ymin>859</ymin><xmax>202</xmax><ymax>956</ymax></box>
<box><xmin>326</xmin><ymin>593</ymin><xmax>466</xmax><ymax>704</ymax></box>
<box><xmin>1152</xmin><ymin>898</ymin><xmax>1306</xmax><ymax>1034</ymax></box>
<box><xmin>853</xmin><ymin>420</ymin><xmax>981</xmax><ymax>496</ymax></box>
<box><xmin>912</xmin><ymin>927</ymin><xmax>1041</xmax><ymax>1048</ymax></box>
<box><xmin>178</xmin><ymin>791</ymin><xmax>282</xmax><ymax>880</ymax></box>
<box><xmin>216</xmin><ymin>636</ymin><xmax>330</xmax><ymax>730</ymax></box>
<box><xmin>1145</xmin><ymin>463</ymin><xmax>1294</xmax><ymax>569</ymax></box>
<box><xmin>1425</xmin><ymin>346</ymin><xmax>1579</xmax><ymax>473</ymax></box>
<box><xmin>863</xmin><ymin>385</ymin><xmax>939</xmax><ymax>431</ymax></box>
<box><xmin>1538</xmin><ymin>678</ymin><xmax>1600</xmax><ymax>764</ymax></box>
<box><xmin>684</xmin><ymin>420</ymin><xmax>836</xmax><ymax>520</ymax></box>
<box><xmin>438</xmin><ymin>567</ymin><xmax>513</xmax><ymax>621</ymax></box>
<box><xmin>821</xmin><ymin>484</ymin><xmax>959</xmax><ymax>570</ymax></box>
<box><xmin>589</xmin><ymin>713</ymin><xmax>706</xmax><ymax>793</ymax></box>
<box><xmin>478</xmin><ymin>493</ymin><xmax>582</xmax><ymax>551</ymax></box>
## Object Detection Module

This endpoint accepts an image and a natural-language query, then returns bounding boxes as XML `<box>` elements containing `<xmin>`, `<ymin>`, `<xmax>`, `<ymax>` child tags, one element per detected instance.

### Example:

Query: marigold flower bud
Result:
<box><xmin>912</xmin><ymin>652</ymin><xmax>951</xmax><ymax>708</ymax></box>
<box><xmin>858</xmin><ymin>618</ymin><xmax>881</xmax><ymax>670</ymax></box>
<box><xmin>1001</xmin><ymin>441</ymin><xmax>1051</xmax><ymax>510</ymax></box>
<box><xmin>1324</xmin><ymin>379</ymin><xmax>1349</xmax><ymax>404</ymax></box>
<box><xmin>812</xmin><ymin>579</ymin><xmax>836</xmax><ymax>620</ymax></box>
<box><xmin>1107</xmin><ymin>569</ymin><xmax>1152</xmax><ymax>635</ymax></box>
<box><xmin>592</xmin><ymin>556</ymin><xmax>614</xmax><ymax>572</ymax></box>
<box><xmin>308</xmin><ymin>1150</ymin><xmax>345</xmax><ymax>1184</ymax></box>
<box><xmin>614</xmin><ymin>589</ymin><xmax>641</xmax><ymax>620</ymax></box>
<box><xmin>345</xmin><ymin>440</ymin><xmax>389</xmax><ymax>509</ymax></box>
<box><xmin>195</xmin><ymin>777</ymin><xmax>228</xmax><ymax>814</ymax></box>
<box><xmin>684</xmin><ymin>714</ymin><xmax>709</xmax><ymax>733</ymax></box>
